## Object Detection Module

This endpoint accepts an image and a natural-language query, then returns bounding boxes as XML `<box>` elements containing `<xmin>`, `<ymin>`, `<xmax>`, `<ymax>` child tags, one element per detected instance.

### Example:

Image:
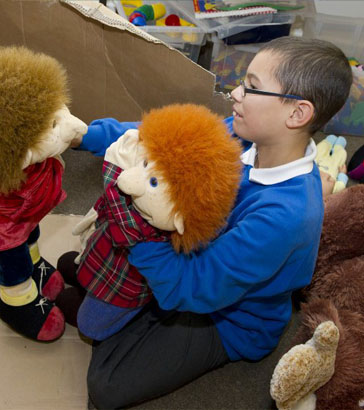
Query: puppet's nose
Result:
<box><xmin>117</xmin><ymin>167</ymin><xmax>145</xmax><ymax>197</ymax></box>
<box><xmin>65</xmin><ymin>115</ymin><xmax>87</xmax><ymax>142</ymax></box>
<box><xmin>74</xmin><ymin>117</ymin><xmax>88</xmax><ymax>136</ymax></box>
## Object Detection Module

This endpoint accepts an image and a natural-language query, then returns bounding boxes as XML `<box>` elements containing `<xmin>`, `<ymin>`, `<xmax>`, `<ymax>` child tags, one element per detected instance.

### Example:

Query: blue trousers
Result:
<box><xmin>0</xmin><ymin>226</ymin><xmax>40</xmax><ymax>287</ymax></box>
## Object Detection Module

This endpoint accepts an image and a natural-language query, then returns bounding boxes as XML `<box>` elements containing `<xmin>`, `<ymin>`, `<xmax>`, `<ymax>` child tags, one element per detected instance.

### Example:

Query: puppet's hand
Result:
<box><xmin>72</xmin><ymin>207</ymin><xmax>98</xmax><ymax>264</ymax></box>
<box><xmin>104</xmin><ymin>129</ymin><xmax>145</xmax><ymax>170</ymax></box>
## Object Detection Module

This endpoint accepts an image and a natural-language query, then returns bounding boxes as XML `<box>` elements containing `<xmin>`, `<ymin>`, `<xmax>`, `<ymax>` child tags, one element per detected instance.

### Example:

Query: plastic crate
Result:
<box><xmin>210</xmin><ymin>36</ymin><xmax>259</xmax><ymax>91</ymax></box>
<box><xmin>302</xmin><ymin>13</ymin><xmax>364</xmax><ymax>62</ymax></box>
<box><xmin>114</xmin><ymin>1</ymin><xmax>206</xmax><ymax>62</ymax></box>
<box><xmin>170</xmin><ymin>0</ymin><xmax>296</xmax><ymax>39</ymax></box>
<box><xmin>314</xmin><ymin>0</ymin><xmax>364</xmax><ymax>19</ymax></box>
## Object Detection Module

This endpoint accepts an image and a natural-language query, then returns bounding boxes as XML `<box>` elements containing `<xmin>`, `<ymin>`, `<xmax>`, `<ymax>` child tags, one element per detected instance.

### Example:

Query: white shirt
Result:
<box><xmin>241</xmin><ymin>138</ymin><xmax>317</xmax><ymax>185</ymax></box>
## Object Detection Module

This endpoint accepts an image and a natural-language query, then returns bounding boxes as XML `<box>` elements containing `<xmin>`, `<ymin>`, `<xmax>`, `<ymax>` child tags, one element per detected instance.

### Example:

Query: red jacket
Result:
<box><xmin>0</xmin><ymin>158</ymin><xmax>66</xmax><ymax>251</ymax></box>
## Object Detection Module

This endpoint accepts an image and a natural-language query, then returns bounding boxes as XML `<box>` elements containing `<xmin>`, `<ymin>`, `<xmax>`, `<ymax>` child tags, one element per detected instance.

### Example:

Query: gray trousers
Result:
<box><xmin>87</xmin><ymin>298</ymin><xmax>229</xmax><ymax>410</ymax></box>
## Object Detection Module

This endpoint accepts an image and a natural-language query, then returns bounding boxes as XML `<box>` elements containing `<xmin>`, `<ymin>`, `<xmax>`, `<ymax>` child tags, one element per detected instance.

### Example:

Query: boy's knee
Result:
<box><xmin>88</xmin><ymin>366</ymin><xmax>123</xmax><ymax>410</ymax></box>
<box><xmin>88</xmin><ymin>360</ymin><xmax>136</xmax><ymax>410</ymax></box>
<box><xmin>87</xmin><ymin>371</ymin><xmax>107</xmax><ymax>409</ymax></box>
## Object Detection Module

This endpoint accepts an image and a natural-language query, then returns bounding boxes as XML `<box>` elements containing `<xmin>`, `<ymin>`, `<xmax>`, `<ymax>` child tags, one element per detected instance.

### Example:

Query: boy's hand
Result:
<box><xmin>320</xmin><ymin>170</ymin><xmax>335</xmax><ymax>198</ymax></box>
<box><xmin>339</xmin><ymin>164</ymin><xmax>347</xmax><ymax>174</ymax></box>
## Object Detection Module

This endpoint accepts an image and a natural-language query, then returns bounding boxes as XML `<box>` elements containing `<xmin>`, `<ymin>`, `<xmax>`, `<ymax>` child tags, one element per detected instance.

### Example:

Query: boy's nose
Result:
<box><xmin>117</xmin><ymin>167</ymin><xmax>145</xmax><ymax>197</ymax></box>
<box><xmin>231</xmin><ymin>86</ymin><xmax>242</xmax><ymax>103</ymax></box>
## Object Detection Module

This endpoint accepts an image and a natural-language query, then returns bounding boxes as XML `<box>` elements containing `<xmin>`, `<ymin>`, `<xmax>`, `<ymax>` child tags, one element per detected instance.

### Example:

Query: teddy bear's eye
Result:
<box><xmin>53</xmin><ymin>120</ymin><xmax>57</xmax><ymax>128</ymax></box>
<box><xmin>143</xmin><ymin>160</ymin><xmax>148</xmax><ymax>168</ymax></box>
<box><xmin>149</xmin><ymin>177</ymin><xmax>158</xmax><ymax>187</ymax></box>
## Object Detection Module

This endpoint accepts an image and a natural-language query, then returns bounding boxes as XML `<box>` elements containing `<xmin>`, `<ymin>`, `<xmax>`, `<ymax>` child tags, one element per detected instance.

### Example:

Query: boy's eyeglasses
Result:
<box><xmin>239</xmin><ymin>80</ymin><xmax>304</xmax><ymax>100</ymax></box>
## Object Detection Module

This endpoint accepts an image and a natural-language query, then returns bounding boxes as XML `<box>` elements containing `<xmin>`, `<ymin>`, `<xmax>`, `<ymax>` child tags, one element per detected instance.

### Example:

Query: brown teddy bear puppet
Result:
<box><xmin>271</xmin><ymin>184</ymin><xmax>364</xmax><ymax>410</ymax></box>
<box><xmin>0</xmin><ymin>46</ymin><xmax>87</xmax><ymax>341</ymax></box>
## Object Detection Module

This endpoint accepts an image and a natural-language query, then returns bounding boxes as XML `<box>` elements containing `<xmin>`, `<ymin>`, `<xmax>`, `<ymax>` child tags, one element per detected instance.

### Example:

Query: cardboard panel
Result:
<box><xmin>0</xmin><ymin>0</ymin><xmax>232</xmax><ymax>123</ymax></box>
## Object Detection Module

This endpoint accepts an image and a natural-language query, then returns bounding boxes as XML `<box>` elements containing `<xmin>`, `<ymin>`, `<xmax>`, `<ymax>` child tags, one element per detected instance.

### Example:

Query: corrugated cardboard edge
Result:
<box><xmin>0</xmin><ymin>0</ymin><xmax>231</xmax><ymax>120</ymax></box>
<box><xmin>61</xmin><ymin>0</ymin><xmax>232</xmax><ymax>117</ymax></box>
<box><xmin>61</xmin><ymin>0</ymin><xmax>210</xmax><ymax>70</ymax></box>
<box><xmin>62</xmin><ymin>0</ymin><xmax>163</xmax><ymax>44</ymax></box>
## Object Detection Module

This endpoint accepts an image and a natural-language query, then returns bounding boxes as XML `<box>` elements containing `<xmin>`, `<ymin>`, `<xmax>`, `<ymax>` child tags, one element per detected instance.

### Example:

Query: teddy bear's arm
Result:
<box><xmin>270</xmin><ymin>345</ymin><xmax>317</xmax><ymax>406</ymax></box>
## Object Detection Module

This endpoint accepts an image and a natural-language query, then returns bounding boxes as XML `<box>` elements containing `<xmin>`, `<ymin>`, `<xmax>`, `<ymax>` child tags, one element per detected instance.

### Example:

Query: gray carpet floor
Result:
<box><xmin>54</xmin><ymin>131</ymin><xmax>363</xmax><ymax>410</ymax></box>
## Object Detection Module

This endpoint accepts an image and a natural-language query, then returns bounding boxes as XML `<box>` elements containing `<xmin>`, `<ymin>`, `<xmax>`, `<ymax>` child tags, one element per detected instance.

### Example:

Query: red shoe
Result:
<box><xmin>32</xmin><ymin>258</ymin><xmax>65</xmax><ymax>301</ymax></box>
<box><xmin>0</xmin><ymin>293</ymin><xmax>65</xmax><ymax>341</ymax></box>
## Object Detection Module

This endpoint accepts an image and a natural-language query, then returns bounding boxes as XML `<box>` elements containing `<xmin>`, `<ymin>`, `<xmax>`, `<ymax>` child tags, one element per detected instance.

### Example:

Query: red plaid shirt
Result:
<box><xmin>77</xmin><ymin>161</ymin><xmax>169</xmax><ymax>308</ymax></box>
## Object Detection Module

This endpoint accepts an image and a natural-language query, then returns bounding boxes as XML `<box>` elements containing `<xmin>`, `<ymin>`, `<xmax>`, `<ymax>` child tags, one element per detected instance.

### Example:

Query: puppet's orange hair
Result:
<box><xmin>139</xmin><ymin>104</ymin><xmax>242</xmax><ymax>253</ymax></box>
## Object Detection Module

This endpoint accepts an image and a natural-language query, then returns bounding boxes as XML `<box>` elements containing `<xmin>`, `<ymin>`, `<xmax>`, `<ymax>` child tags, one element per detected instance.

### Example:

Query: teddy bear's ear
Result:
<box><xmin>173</xmin><ymin>212</ymin><xmax>184</xmax><ymax>235</ymax></box>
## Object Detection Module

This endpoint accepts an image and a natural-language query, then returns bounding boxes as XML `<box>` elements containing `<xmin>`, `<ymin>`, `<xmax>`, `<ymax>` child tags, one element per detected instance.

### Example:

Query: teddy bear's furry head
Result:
<box><xmin>138</xmin><ymin>104</ymin><xmax>242</xmax><ymax>253</ymax></box>
<box><xmin>0</xmin><ymin>46</ymin><xmax>69</xmax><ymax>194</ymax></box>
<box><xmin>313</xmin><ymin>184</ymin><xmax>364</xmax><ymax>275</ymax></box>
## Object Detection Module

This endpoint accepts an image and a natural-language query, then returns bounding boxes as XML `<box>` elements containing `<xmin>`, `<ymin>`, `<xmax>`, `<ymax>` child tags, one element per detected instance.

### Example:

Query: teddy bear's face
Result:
<box><xmin>22</xmin><ymin>105</ymin><xmax>87</xmax><ymax>169</ymax></box>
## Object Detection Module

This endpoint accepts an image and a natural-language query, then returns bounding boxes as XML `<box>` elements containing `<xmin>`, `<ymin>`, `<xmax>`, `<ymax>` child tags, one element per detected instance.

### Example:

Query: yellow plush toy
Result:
<box><xmin>315</xmin><ymin>135</ymin><xmax>348</xmax><ymax>197</ymax></box>
<box><xmin>270</xmin><ymin>321</ymin><xmax>339</xmax><ymax>410</ymax></box>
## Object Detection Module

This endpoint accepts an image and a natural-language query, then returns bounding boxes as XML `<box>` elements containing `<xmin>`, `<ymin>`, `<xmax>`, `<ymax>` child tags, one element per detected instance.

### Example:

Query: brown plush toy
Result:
<box><xmin>0</xmin><ymin>46</ymin><xmax>87</xmax><ymax>341</ymax></box>
<box><xmin>271</xmin><ymin>184</ymin><xmax>364</xmax><ymax>410</ymax></box>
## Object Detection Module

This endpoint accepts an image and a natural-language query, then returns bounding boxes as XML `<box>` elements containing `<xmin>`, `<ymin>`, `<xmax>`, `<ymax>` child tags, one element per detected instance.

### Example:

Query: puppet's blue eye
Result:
<box><xmin>143</xmin><ymin>160</ymin><xmax>148</xmax><ymax>168</ymax></box>
<box><xmin>149</xmin><ymin>177</ymin><xmax>158</xmax><ymax>187</ymax></box>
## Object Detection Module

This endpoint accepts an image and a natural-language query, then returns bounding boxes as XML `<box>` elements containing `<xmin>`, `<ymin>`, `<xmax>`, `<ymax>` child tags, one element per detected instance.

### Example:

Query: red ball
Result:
<box><xmin>165</xmin><ymin>14</ymin><xmax>180</xmax><ymax>26</ymax></box>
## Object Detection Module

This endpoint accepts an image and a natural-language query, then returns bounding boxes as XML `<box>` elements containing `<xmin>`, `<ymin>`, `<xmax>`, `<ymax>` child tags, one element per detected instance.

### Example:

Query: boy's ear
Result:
<box><xmin>173</xmin><ymin>212</ymin><xmax>184</xmax><ymax>235</ymax></box>
<box><xmin>286</xmin><ymin>100</ymin><xmax>315</xmax><ymax>129</ymax></box>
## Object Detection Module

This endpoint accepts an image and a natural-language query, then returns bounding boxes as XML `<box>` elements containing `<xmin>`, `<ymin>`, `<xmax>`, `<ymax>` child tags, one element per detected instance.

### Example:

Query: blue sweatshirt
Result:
<box><xmin>79</xmin><ymin>117</ymin><xmax>324</xmax><ymax>361</ymax></box>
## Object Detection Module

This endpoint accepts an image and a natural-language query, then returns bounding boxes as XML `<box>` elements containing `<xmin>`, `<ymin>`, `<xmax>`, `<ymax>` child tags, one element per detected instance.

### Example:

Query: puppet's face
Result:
<box><xmin>22</xmin><ymin>104</ymin><xmax>87</xmax><ymax>168</ymax></box>
<box><xmin>116</xmin><ymin>133</ymin><xmax>184</xmax><ymax>234</ymax></box>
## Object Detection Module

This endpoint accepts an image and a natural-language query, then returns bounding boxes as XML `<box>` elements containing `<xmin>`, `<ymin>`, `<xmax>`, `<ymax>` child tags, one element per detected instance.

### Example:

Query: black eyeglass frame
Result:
<box><xmin>240</xmin><ymin>80</ymin><xmax>304</xmax><ymax>100</ymax></box>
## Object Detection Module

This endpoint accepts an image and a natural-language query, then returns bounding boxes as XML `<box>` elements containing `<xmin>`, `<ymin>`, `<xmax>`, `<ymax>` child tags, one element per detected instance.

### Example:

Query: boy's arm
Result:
<box><xmin>78</xmin><ymin>116</ymin><xmax>234</xmax><ymax>157</ymax></box>
<box><xmin>77</xmin><ymin>118</ymin><xmax>140</xmax><ymax>156</ymax></box>
<box><xmin>128</xmin><ymin>204</ymin><xmax>297</xmax><ymax>314</ymax></box>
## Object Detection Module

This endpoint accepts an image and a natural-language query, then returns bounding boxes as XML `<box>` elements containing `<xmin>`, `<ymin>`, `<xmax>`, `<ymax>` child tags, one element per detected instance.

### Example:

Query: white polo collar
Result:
<box><xmin>241</xmin><ymin>138</ymin><xmax>317</xmax><ymax>185</ymax></box>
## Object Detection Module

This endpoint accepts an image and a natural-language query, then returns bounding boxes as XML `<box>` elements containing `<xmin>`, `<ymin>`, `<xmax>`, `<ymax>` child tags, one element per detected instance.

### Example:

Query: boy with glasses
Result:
<box><xmin>65</xmin><ymin>37</ymin><xmax>352</xmax><ymax>408</ymax></box>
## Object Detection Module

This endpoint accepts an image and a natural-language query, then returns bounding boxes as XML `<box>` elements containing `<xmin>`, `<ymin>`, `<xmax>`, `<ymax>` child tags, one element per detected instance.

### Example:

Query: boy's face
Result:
<box><xmin>231</xmin><ymin>51</ymin><xmax>294</xmax><ymax>144</ymax></box>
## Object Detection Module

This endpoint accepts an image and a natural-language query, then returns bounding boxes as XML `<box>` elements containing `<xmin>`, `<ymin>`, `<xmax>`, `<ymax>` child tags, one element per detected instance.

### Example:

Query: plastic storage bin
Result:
<box><xmin>114</xmin><ymin>0</ymin><xmax>206</xmax><ymax>62</ymax></box>
<box><xmin>302</xmin><ymin>13</ymin><xmax>364</xmax><ymax>62</ymax></box>
<box><xmin>204</xmin><ymin>13</ymin><xmax>295</xmax><ymax>40</ymax></box>
<box><xmin>210</xmin><ymin>36</ymin><xmax>260</xmax><ymax>91</ymax></box>
<box><xmin>314</xmin><ymin>0</ymin><xmax>364</xmax><ymax>19</ymax></box>
<box><xmin>170</xmin><ymin>0</ymin><xmax>295</xmax><ymax>40</ymax></box>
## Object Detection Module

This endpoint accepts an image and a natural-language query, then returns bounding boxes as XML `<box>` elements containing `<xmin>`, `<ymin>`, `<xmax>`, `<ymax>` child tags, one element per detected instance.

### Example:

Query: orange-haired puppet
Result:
<box><xmin>57</xmin><ymin>104</ymin><xmax>242</xmax><ymax>340</ymax></box>
<box><xmin>0</xmin><ymin>46</ymin><xmax>87</xmax><ymax>341</ymax></box>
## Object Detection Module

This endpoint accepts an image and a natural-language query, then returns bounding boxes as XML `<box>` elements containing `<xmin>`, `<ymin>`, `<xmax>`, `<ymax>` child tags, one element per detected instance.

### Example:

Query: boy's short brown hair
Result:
<box><xmin>259</xmin><ymin>37</ymin><xmax>353</xmax><ymax>134</ymax></box>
